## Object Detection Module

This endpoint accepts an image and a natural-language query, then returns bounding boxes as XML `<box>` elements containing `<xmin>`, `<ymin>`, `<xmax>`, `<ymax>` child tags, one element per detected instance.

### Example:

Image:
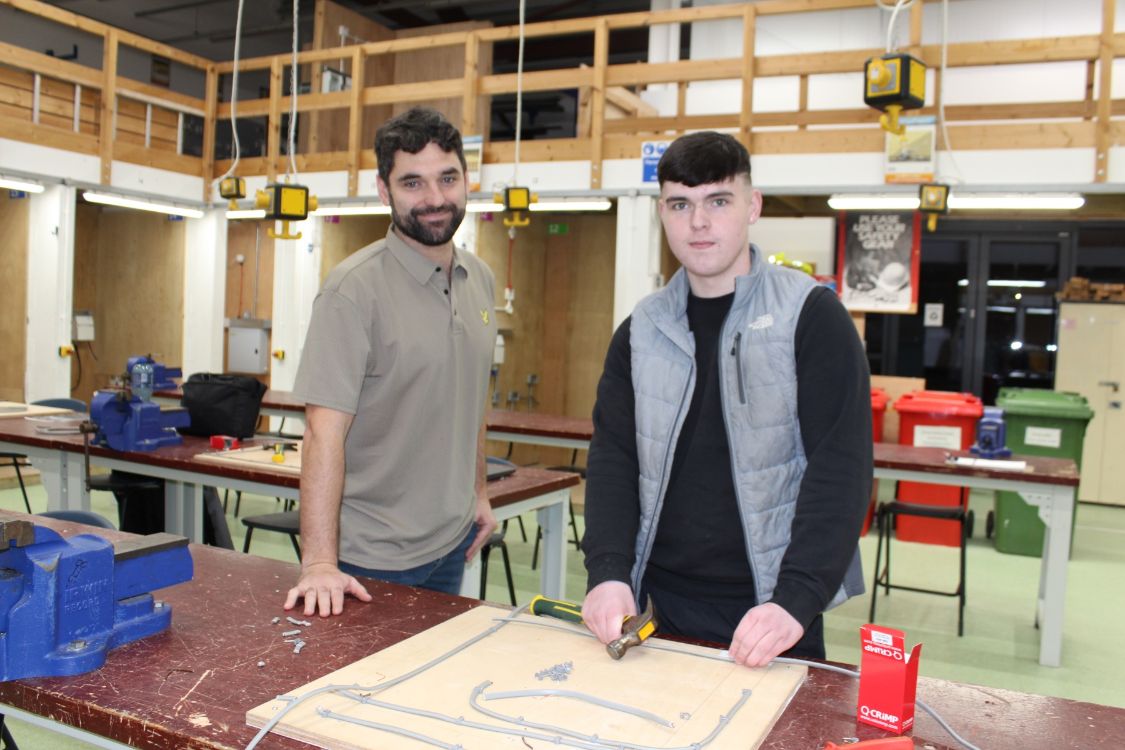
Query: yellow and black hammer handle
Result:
<box><xmin>529</xmin><ymin>595</ymin><xmax>584</xmax><ymax>623</ymax></box>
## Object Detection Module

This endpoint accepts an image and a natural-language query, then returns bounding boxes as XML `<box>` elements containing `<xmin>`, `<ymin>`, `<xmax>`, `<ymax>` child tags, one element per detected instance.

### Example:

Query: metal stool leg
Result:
<box><xmin>12</xmin><ymin>460</ymin><xmax>30</xmax><ymax>513</ymax></box>
<box><xmin>242</xmin><ymin>527</ymin><xmax>254</xmax><ymax>554</ymax></box>
<box><xmin>500</xmin><ymin>542</ymin><xmax>517</xmax><ymax>605</ymax></box>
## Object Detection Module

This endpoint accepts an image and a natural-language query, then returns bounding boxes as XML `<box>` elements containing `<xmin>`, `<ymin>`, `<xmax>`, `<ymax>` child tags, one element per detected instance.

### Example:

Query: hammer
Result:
<box><xmin>530</xmin><ymin>594</ymin><xmax>658</xmax><ymax>660</ymax></box>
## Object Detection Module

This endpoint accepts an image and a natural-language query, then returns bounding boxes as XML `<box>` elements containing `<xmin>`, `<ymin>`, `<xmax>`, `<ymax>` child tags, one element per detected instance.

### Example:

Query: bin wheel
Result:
<box><xmin>986</xmin><ymin>510</ymin><xmax>995</xmax><ymax>539</ymax></box>
<box><xmin>966</xmin><ymin>509</ymin><xmax>975</xmax><ymax>539</ymax></box>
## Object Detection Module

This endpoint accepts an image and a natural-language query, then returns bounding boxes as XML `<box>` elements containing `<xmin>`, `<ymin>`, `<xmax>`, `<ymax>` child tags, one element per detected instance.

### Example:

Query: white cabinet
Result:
<box><xmin>1056</xmin><ymin>302</ymin><xmax>1125</xmax><ymax>506</ymax></box>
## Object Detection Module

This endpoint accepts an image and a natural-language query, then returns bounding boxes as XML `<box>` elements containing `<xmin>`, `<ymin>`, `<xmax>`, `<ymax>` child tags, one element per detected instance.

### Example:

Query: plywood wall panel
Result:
<box><xmin>89</xmin><ymin>209</ymin><xmax>185</xmax><ymax>392</ymax></box>
<box><xmin>71</xmin><ymin>203</ymin><xmax>100</xmax><ymax>404</ymax></box>
<box><xmin>320</xmin><ymin>214</ymin><xmax>390</xmax><ymax>280</ymax></box>
<box><xmin>0</xmin><ymin>192</ymin><xmax>29</xmax><ymax>402</ymax></box>
<box><xmin>392</xmin><ymin>21</ymin><xmax>492</xmax><ymax>136</ymax></box>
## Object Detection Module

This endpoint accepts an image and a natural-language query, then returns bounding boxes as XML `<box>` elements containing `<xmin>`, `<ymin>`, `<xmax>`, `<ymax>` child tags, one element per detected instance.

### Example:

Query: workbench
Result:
<box><xmin>0</xmin><ymin>418</ymin><xmax>579</xmax><ymax>600</ymax></box>
<box><xmin>0</xmin><ymin>510</ymin><xmax>1121</xmax><ymax>750</ymax></box>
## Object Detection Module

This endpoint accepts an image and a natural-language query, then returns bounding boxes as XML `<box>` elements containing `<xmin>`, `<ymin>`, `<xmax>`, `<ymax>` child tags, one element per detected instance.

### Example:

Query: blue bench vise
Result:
<box><xmin>90</xmin><ymin>390</ymin><xmax>190</xmax><ymax>452</ymax></box>
<box><xmin>0</xmin><ymin>520</ymin><xmax>193</xmax><ymax>681</ymax></box>
<box><xmin>971</xmin><ymin>406</ymin><xmax>1012</xmax><ymax>459</ymax></box>
<box><xmin>126</xmin><ymin>355</ymin><xmax>182</xmax><ymax>391</ymax></box>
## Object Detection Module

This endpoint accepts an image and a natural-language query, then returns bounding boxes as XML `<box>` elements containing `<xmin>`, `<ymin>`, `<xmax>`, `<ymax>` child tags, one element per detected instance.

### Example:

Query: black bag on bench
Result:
<box><xmin>179</xmin><ymin>373</ymin><xmax>267</xmax><ymax>438</ymax></box>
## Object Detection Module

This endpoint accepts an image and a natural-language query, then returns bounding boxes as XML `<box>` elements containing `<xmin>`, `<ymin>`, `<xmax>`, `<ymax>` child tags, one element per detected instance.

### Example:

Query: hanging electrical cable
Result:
<box><xmin>216</xmin><ymin>0</ymin><xmax>247</xmax><ymax>208</ymax></box>
<box><xmin>286</xmin><ymin>0</ymin><xmax>300</xmax><ymax>181</ymax></box>
<box><xmin>253</xmin><ymin>0</ymin><xmax>317</xmax><ymax>240</ymax></box>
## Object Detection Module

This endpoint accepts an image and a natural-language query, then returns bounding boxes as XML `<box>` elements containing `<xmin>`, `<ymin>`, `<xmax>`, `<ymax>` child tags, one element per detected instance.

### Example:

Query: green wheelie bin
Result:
<box><xmin>991</xmin><ymin>388</ymin><xmax>1094</xmax><ymax>556</ymax></box>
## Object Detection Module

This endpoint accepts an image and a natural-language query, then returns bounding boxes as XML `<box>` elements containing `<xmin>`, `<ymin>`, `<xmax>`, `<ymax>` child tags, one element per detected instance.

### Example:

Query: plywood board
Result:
<box><xmin>0</xmin><ymin>403</ymin><xmax>71</xmax><ymax>419</ymax></box>
<box><xmin>247</xmin><ymin>607</ymin><xmax>805</xmax><ymax>749</ymax></box>
<box><xmin>0</xmin><ymin>192</ymin><xmax>29</xmax><ymax>403</ymax></box>
<box><xmin>195</xmin><ymin>441</ymin><xmax>301</xmax><ymax>475</ymax></box>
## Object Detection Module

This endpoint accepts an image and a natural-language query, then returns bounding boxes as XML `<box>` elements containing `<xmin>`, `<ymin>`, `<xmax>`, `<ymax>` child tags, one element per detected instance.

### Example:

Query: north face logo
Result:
<box><xmin>748</xmin><ymin>314</ymin><xmax>774</xmax><ymax>330</ymax></box>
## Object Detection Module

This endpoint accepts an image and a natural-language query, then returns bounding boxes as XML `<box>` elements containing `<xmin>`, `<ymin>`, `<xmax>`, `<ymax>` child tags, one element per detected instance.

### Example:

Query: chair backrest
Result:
<box><xmin>32</xmin><ymin>398</ymin><xmax>87</xmax><ymax>413</ymax></box>
<box><xmin>37</xmin><ymin>510</ymin><xmax>115</xmax><ymax>529</ymax></box>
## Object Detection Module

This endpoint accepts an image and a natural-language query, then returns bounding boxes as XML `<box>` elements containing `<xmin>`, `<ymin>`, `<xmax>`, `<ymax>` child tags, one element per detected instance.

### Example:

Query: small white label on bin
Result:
<box><xmin>913</xmin><ymin>425</ymin><xmax>962</xmax><ymax>450</ymax></box>
<box><xmin>1025</xmin><ymin>426</ymin><xmax>1062</xmax><ymax>449</ymax></box>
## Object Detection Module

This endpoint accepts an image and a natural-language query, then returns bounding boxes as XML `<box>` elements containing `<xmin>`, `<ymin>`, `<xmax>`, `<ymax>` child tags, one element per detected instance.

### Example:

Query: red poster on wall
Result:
<box><xmin>836</xmin><ymin>211</ymin><xmax>921</xmax><ymax>314</ymax></box>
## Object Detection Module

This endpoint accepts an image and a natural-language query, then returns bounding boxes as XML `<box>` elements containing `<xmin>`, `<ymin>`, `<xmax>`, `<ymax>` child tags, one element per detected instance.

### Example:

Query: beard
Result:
<box><xmin>391</xmin><ymin>201</ymin><xmax>466</xmax><ymax>247</ymax></box>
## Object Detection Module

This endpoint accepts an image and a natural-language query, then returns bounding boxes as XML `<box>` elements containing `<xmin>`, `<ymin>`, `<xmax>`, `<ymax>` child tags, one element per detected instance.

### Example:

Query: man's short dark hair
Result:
<box><xmin>375</xmin><ymin>107</ymin><xmax>466</xmax><ymax>182</ymax></box>
<box><xmin>657</xmin><ymin>131</ymin><xmax>751</xmax><ymax>187</ymax></box>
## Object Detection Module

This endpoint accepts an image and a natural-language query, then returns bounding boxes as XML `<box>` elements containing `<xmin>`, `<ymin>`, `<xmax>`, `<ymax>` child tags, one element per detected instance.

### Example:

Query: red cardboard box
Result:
<box><xmin>857</xmin><ymin>624</ymin><xmax>922</xmax><ymax>735</ymax></box>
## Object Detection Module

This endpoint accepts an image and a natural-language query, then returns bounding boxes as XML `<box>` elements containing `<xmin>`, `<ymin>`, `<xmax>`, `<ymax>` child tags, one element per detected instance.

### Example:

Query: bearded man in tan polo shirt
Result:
<box><xmin>284</xmin><ymin>107</ymin><xmax>497</xmax><ymax>617</ymax></box>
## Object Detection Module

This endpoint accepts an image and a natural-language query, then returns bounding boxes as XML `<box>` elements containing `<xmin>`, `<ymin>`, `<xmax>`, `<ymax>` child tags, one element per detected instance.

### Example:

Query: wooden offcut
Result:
<box><xmin>196</xmin><ymin>441</ymin><xmax>301</xmax><ymax>475</ymax></box>
<box><xmin>247</xmin><ymin>606</ymin><xmax>806</xmax><ymax>750</ymax></box>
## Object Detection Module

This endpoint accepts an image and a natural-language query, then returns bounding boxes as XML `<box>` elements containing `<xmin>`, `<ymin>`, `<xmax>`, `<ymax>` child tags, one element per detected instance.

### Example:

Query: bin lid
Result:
<box><xmin>893</xmin><ymin>390</ymin><xmax>983</xmax><ymax>417</ymax></box>
<box><xmin>996</xmin><ymin>388</ymin><xmax>1094</xmax><ymax>420</ymax></box>
<box><xmin>871</xmin><ymin>387</ymin><xmax>888</xmax><ymax>411</ymax></box>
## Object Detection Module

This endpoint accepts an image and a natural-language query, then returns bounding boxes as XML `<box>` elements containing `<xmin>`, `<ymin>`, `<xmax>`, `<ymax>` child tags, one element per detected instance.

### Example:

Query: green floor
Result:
<box><xmin>2</xmin><ymin>477</ymin><xmax>1124</xmax><ymax>748</ymax></box>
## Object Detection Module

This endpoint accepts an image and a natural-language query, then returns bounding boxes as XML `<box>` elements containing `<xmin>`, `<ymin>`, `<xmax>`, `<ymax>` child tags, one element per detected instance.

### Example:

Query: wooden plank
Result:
<box><xmin>462</xmin><ymin>32</ymin><xmax>480</xmax><ymax>136</ymax></box>
<box><xmin>605</xmin><ymin>85</ymin><xmax>658</xmax><ymax>117</ymax></box>
<box><xmin>113</xmin><ymin>142</ymin><xmax>201</xmax><ymax>175</ymax></box>
<box><xmin>797</xmin><ymin>75</ymin><xmax>808</xmax><ymax>130</ymax></box>
<box><xmin>590</xmin><ymin>19</ymin><xmax>608</xmax><ymax>189</ymax></box>
<box><xmin>0</xmin><ymin>42</ymin><xmax>102</xmax><ymax>88</ymax></box>
<box><xmin>116</xmin><ymin>79</ymin><xmax>206</xmax><ymax>117</ymax></box>
<box><xmin>362</xmin><ymin>79</ymin><xmax>465</xmax><ymax>105</ymax></box>
<box><xmin>215</xmin><ymin>33</ymin><xmax>469</xmax><ymax>75</ymax></box>
<box><xmin>247</xmin><ymin>607</ymin><xmax>807</xmax><ymax>750</ymax></box>
<box><xmin>1095</xmin><ymin>0</ymin><xmax>1115</xmax><ymax>182</ymax></box>
<box><xmin>485</xmin><ymin>137</ymin><xmax>592</xmax><ymax>163</ymax></box>
<box><xmin>267</xmin><ymin>57</ymin><xmax>281</xmax><ymax>183</ymax></box>
<box><xmin>99</xmin><ymin>29</ymin><xmax>117</xmax><ymax>184</ymax></box>
<box><xmin>347</xmin><ymin>48</ymin><xmax>364</xmax><ymax>197</ymax></box>
<box><xmin>480</xmin><ymin>68</ymin><xmax>593</xmax><ymax>95</ymax></box>
<box><xmin>0</xmin><ymin>113</ymin><xmax>98</xmax><ymax>152</ymax></box>
<box><xmin>607</xmin><ymin>58</ymin><xmax>742</xmax><ymax>87</ymax></box>
<box><xmin>739</xmin><ymin>6</ymin><xmax>756</xmax><ymax>150</ymax></box>
<box><xmin>202</xmin><ymin>65</ymin><xmax>218</xmax><ymax>203</ymax></box>
<box><xmin>0</xmin><ymin>0</ymin><xmax>210</xmax><ymax>70</ymax></box>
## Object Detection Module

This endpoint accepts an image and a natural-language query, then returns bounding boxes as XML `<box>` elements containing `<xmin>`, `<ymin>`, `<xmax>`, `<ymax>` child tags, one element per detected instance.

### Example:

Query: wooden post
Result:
<box><xmin>99</xmin><ymin>29</ymin><xmax>118</xmax><ymax>185</ymax></box>
<box><xmin>267</xmin><ymin>57</ymin><xmax>282</xmax><ymax>183</ymax></box>
<box><xmin>1095</xmin><ymin>0</ymin><xmax>1115</xmax><ymax>182</ymax></box>
<box><xmin>676</xmin><ymin>80</ymin><xmax>687</xmax><ymax>118</ymax></box>
<box><xmin>909</xmin><ymin>0</ymin><xmax>923</xmax><ymax>51</ymax></box>
<box><xmin>347</xmin><ymin>47</ymin><xmax>365</xmax><ymax>197</ymax></box>
<box><xmin>201</xmin><ymin>64</ymin><xmax>218</xmax><ymax>203</ymax></box>
<box><xmin>738</xmin><ymin>6</ymin><xmax>756</xmax><ymax>151</ymax></box>
<box><xmin>798</xmin><ymin>74</ymin><xmax>808</xmax><ymax>131</ymax></box>
<box><xmin>462</xmin><ymin>32</ymin><xmax>480</xmax><ymax>138</ymax></box>
<box><xmin>590</xmin><ymin>19</ymin><xmax>608</xmax><ymax>189</ymax></box>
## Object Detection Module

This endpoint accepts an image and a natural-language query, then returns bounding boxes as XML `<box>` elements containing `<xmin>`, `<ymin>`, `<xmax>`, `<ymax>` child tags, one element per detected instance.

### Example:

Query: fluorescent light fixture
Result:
<box><xmin>827</xmin><ymin>194</ymin><xmax>919</xmax><ymax>210</ymax></box>
<box><xmin>0</xmin><ymin>176</ymin><xmax>45</xmax><ymax>193</ymax></box>
<box><xmin>311</xmin><ymin>204</ymin><xmax>391</xmax><ymax>216</ymax></box>
<box><xmin>83</xmin><ymin>191</ymin><xmax>204</xmax><ymax>219</ymax></box>
<box><xmin>1010</xmin><ymin>340</ymin><xmax>1023</xmax><ymax>351</ymax></box>
<box><xmin>957</xmin><ymin>279</ymin><xmax>1047</xmax><ymax>288</ymax></box>
<box><xmin>467</xmin><ymin>202</ymin><xmax>505</xmax><ymax>213</ymax></box>
<box><xmin>947</xmin><ymin>193</ymin><xmax>1085</xmax><ymax>211</ymax></box>
<box><xmin>226</xmin><ymin>209</ymin><xmax>266</xmax><ymax>220</ymax></box>
<box><xmin>529</xmin><ymin>200</ymin><xmax>612</xmax><ymax>212</ymax></box>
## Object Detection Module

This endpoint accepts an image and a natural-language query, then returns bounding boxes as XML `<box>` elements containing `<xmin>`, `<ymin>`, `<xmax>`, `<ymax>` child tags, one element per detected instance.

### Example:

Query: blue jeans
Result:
<box><xmin>338</xmin><ymin>524</ymin><xmax>476</xmax><ymax>596</ymax></box>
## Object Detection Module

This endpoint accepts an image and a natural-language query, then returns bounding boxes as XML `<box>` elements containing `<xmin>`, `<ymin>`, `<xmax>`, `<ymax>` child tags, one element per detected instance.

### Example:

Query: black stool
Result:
<box><xmin>531</xmin><ymin>454</ymin><xmax>584</xmax><ymax>569</ymax></box>
<box><xmin>869</xmin><ymin>500</ymin><xmax>969</xmax><ymax>636</ymax></box>
<box><xmin>480</xmin><ymin>530</ymin><xmax>517</xmax><ymax>605</ymax></box>
<box><xmin>242</xmin><ymin>510</ymin><xmax>301</xmax><ymax>560</ymax></box>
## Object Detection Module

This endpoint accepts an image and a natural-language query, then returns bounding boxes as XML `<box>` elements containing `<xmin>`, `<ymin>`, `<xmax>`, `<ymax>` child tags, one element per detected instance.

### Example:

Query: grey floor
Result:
<box><xmin>2</xmin><ymin>474</ymin><xmax>1124</xmax><ymax>748</ymax></box>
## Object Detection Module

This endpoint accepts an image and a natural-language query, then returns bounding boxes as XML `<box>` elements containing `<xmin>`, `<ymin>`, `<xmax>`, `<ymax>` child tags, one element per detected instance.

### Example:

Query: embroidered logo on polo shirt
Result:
<box><xmin>480</xmin><ymin>309</ymin><xmax>489</xmax><ymax>325</ymax></box>
<box><xmin>748</xmin><ymin>314</ymin><xmax>774</xmax><ymax>330</ymax></box>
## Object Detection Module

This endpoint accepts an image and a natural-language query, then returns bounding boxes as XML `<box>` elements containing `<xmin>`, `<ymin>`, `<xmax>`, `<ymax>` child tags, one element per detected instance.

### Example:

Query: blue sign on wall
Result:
<box><xmin>642</xmin><ymin>141</ymin><xmax>669</xmax><ymax>183</ymax></box>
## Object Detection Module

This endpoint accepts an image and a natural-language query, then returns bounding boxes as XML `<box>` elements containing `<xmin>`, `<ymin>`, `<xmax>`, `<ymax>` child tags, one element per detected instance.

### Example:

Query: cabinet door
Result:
<box><xmin>1056</xmin><ymin>303</ymin><xmax>1123</xmax><ymax>505</ymax></box>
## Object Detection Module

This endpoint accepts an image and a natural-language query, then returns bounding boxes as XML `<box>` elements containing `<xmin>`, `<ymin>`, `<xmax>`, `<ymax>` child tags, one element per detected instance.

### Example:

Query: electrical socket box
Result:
<box><xmin>73</xmin><ymin>311</ymin><xmax>95</xmax><ymax>342</ymax></box>
<box><xmin>228</xmin><ymin>326</ymin><xmax>269</xmax><ymax>374</ymax></box>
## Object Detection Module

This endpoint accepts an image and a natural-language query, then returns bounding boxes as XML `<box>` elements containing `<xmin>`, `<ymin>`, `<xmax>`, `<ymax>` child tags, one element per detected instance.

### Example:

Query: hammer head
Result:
<box><xmin>606</xmin><ymin>595</ymin><xmax>658</xmax><ymax>660</ymax></box>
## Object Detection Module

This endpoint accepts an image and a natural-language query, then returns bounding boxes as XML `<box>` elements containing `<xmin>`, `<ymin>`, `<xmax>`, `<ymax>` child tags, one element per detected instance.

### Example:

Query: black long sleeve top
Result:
<box><xmin>582</xmin><ymin>285</ymin><xmax>872</xmax><ymax>629</ymax></box>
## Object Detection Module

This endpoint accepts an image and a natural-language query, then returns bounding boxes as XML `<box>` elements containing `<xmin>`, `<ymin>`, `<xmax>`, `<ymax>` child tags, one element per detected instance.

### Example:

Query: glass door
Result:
<box><xmin>974</xmin><ymin>236</ymin><xmax>1067</xmax><ymax>403</ymax></box>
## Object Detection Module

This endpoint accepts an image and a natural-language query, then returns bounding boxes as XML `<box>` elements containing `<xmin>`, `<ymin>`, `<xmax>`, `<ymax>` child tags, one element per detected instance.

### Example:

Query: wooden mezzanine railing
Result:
<box><xmin>0</xmin><ymin>0</ymin><xmax>1121</xmax><ymax>203</ymax></box>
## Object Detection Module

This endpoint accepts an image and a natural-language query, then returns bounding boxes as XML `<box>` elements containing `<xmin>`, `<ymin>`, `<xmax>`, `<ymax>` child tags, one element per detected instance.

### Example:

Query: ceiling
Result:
<box><xmin>45</xmin><ymin>0</ymin><xmax>656</xmax><ymax>63</ymax></box>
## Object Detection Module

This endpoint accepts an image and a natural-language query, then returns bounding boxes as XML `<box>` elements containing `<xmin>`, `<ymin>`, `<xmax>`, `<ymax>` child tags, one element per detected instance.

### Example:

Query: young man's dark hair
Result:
<box><xmin>656</xmin><ymin>131</ymin><xmax>752</xmax><ymax>187</ymax></box>
<box><xmin>375</xmin><ymin>107</ymin><xmax>466</xmax><ymax>182</ymax></box>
